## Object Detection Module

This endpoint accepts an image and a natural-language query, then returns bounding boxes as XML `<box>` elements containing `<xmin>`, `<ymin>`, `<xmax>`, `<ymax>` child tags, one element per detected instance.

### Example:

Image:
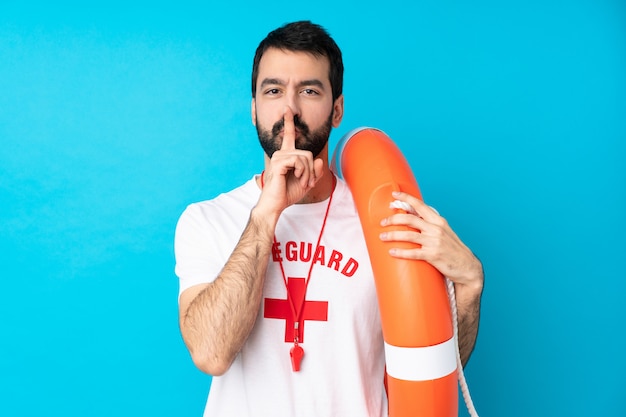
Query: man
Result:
<box><xmin>175</xmin><ymin>20</ymin><xmax>483</xmax><ymax>416</ymax></box>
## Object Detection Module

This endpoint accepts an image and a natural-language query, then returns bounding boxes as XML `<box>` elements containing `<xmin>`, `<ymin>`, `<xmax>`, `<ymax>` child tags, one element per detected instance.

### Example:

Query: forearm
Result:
<box><xmin>181</xmin><ymin>208</ymin><xmax>277</xmax><ymax>375</ymax></box>
<box><xmin>455</xmin><ymin>266</ymin><xmax>484</xmax><ymax>367</ymax></box>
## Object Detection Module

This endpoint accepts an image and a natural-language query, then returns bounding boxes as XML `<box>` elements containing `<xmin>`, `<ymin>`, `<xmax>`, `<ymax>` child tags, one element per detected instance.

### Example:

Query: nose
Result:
<box><xmin>285</xmin><ymin>90</ymin><xmax>302</xmax><ymax>119</ymax></box>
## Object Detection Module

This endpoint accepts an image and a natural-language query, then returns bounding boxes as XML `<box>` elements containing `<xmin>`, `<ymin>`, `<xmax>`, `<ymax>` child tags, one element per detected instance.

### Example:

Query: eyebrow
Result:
<box><xmin>260</xmin><ymin>78</ymin><xmax>326</xmax><ymax>90</ymax></box>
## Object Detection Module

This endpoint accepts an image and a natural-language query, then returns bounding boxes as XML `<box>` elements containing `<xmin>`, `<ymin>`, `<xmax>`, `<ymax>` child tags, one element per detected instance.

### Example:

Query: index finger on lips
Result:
<box><xmin>281</xmin><ymin>106</ymin><xmax>296</xmax><ymax>151</ymax></box>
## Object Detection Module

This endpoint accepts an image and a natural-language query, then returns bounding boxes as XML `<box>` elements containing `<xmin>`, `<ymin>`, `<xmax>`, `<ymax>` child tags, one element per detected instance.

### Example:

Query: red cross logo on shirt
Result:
<box><xmin>264</xmin><ymin>277</ymin><xmax>328</xmax><ymax>343</ymax></box>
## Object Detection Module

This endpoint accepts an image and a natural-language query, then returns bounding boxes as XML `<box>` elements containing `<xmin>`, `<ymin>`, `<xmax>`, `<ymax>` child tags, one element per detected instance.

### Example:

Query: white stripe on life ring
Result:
<box><xmin>384</xmin><ymin>337</ymin><xmax>457</xmax><ymax>382</ymax></box>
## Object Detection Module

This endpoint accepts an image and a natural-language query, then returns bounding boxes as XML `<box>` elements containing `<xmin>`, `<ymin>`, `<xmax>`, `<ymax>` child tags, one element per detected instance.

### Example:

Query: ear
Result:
<box><xmin>331</xmin><ymin>95</ymin><xmax>344</xmax><ymax>128</ymax></box>
<box><xmin>251</xmin><ymin>98</ymin><xmax>257</xmax><ymax>126</ymax></box>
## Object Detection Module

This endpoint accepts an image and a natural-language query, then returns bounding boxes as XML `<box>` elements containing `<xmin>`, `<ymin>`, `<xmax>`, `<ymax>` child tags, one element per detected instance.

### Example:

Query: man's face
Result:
<box><xmin>252</xmin><ymin>48</ymin><xmax>343</xmax><ymax>158</ymax></box>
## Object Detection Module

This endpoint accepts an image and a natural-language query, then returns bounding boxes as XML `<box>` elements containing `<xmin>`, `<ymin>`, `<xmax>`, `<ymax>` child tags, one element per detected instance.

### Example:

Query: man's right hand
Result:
<box><xmin>256</xmin><ymin>106</ymin><xmax>324</xmax><ymax>218</ymax></box>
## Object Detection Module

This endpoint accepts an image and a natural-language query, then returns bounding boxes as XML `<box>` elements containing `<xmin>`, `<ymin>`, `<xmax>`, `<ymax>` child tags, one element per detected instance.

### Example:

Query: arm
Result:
<box><xmin>454</xmin><ymin>271</ymin><xmax>483</xmax><ymax>366</ymax></box>
<box><xmin>379</xmin><ymin>191</ymin><xmax>484</xmax><ymax>367</ymax></box>
<box><xmin>178</xmin><ymin>107</ymin><xmax>324</xmax><ymax>375</ymax></box>
<box><xmin>179</xmin><ymin>207</ymin><xmax>277</xmax><ymax>375</ymax></box>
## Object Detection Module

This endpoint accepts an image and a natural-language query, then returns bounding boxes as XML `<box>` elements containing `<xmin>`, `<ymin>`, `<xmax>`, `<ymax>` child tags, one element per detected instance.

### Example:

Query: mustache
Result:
<box><xmin>271</xmin><ymin>115</ymin><xmax>310</xmax><ymax>138</ymax></box>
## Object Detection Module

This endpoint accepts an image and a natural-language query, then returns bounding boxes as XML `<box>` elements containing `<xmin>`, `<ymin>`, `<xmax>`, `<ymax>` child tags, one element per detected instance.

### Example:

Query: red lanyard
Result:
<box><xmin>260</xmin><ymin>172</ymin><xmax>336</xmax><ymax>371</ymax></box>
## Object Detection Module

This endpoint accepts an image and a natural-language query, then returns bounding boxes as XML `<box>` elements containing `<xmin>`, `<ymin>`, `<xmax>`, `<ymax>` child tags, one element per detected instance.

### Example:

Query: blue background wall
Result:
<box><xmin>1</xmin><ymin>1</ymin><xmax>624</xmax><ymax>416</ymax></box>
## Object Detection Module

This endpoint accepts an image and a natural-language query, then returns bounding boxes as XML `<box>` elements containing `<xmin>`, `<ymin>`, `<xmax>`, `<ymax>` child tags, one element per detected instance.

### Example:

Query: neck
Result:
<box><xmin>296</xmin><ymin>165</ymin><xmax>335</xmax><ymax>204</ymax></box>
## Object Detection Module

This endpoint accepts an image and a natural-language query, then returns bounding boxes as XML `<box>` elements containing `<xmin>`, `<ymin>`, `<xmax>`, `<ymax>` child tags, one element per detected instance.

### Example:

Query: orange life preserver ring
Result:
<box><xmin>332</xmin><ymin>127</ymin><xmax>458</xmax><ymax>417</ymax></box>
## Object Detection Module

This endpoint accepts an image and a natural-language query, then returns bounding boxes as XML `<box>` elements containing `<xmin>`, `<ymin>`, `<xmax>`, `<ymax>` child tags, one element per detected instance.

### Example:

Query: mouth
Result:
<box><xmin>272</xmin><ymin>117</ymin><xmax>309</xmax><ymax>140</ymax></box>
<box><xmin>278</xmin><ymin>129</ymin><xmax>302</xmax><ymax>139</ymax></box>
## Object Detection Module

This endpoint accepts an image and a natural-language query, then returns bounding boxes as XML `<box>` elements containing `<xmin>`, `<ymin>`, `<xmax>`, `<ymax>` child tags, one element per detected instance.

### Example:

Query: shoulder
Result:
<box><xmin>332</xmin><ymin>177</ymin><xmax>358</xmax><ymax>215</ymax></box>
<box><xmin>178</xmin><ymin>176</ymin><xmax>260</xmax><ymax>223</ymax></box>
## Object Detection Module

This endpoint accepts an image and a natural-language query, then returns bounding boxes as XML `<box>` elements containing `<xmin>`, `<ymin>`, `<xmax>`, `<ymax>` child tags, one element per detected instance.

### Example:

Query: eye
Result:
<box><xmin>264</xmin><ymin>88</ymin><xmax>281</xmax><ymax>96</ymax></box>
<box><xmin>301</xmin><ymin>88</ymin><xmax>320</xmax><ymax>96</ymax></box>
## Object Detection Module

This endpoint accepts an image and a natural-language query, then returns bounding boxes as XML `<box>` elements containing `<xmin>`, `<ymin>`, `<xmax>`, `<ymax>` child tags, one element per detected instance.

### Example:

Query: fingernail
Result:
<box><xmin>392</xmin><ymin>191</ymin><xmax>401</xmax><ymax>197</ymax></box>
<box><xmin>379</xmin><ymin>232</ymin><xmax>387</xmax><ymax>240</ymax></box>
<box><xmin>380</xmin><ymin>218</ymin><xmax>387</xmax><ymax>226</ymax></box>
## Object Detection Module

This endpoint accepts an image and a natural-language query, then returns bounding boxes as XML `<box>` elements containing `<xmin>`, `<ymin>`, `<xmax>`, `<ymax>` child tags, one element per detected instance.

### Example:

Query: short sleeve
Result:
<box><xmin>174</xmin><ymin>204</ymin><xmax>221</xmax><ymax>297</ymax></box>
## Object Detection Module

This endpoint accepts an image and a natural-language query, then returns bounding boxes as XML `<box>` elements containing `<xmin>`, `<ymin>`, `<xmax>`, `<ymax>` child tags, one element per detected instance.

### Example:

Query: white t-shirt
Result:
<box><xmin>175</xmin><ymin>176</ymin><xmax>388</xmax><ymax>417</ymax></box>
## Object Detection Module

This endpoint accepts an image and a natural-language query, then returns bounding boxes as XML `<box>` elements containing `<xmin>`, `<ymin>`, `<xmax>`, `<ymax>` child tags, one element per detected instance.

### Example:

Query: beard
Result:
<box><xmin>256</xmin><ymin>111</ymin><xmax>333</xmax><ymax>158</ymax></box>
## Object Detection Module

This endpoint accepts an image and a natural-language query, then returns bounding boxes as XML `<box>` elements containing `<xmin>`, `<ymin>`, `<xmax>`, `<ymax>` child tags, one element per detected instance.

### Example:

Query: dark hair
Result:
<box><xmin>251</xmin><ymin>20</ymin><xmax>343</xmax><ymax>101</ymax></box>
